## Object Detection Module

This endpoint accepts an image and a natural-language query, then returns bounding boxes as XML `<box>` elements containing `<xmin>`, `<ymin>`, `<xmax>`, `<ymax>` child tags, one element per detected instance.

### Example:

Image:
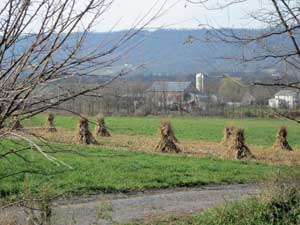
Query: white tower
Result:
<box><xmin>196</xmin><ymin>73</ymin><xmax>204</xmax><ymax>93</ymax></box>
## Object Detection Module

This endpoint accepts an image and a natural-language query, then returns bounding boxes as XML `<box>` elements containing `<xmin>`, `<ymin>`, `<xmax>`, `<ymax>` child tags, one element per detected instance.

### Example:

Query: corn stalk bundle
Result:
<box><xmin>221</xmin><ymin>126</ymin><xmax>236</xmax><ymax>146</ymax></box>
<box><xmin>77</xmin><ymin>117</ymin><xmax>97</xmax><ymax>145</ymax></box>
<box><xmin>10</xmin><ymin>115</ymin><xmax>23</xmax><ymax>130</ymax></box>
<box><xmin>45</xmin><ymin>113</ymin><xmax>57</xmax><ymax>132</ymax></box>
<box><xmin>273</xmin><ymin>127</ymin><xmax>292</xmax><ymax>151</ymax></box>
<box><xmin>231</xmin><ymin>129</ymin><xmax>254</xmax><ymax>160</ymax></box>
<box><xmin>155</xmin><ymin>120</ymin><xmax>181</xmax><ymax>153</ymax></box>
<box><xmin>95</xmin><ymin>114</ymin><xmax>111</xmax><ymax>137</ymax></box>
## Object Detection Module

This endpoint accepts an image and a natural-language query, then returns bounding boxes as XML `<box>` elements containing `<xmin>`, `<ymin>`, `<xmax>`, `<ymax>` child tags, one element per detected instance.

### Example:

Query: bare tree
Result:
<box><xmin>0</xmin><ymin>0</ymin><xmax>171</xmax><ymax>130</ymax></box>
<box><xmin>0</xmin><ymin>0</ymin><xmax>173</xmax><ymax>185</ymax></box>
<box><xmin>187</xmin><ymin>0</ymin><xmax>300</xmax><ymax>80</ymax></box>
<box><xmin>186</xmin><ymin>0</ymin><xmax>300</xmax><ymax>120</ymax></box>
<box><xmin>0</xmin><ymin>1</ymin><xmax>173</xmax><ymax>221</ymax></box>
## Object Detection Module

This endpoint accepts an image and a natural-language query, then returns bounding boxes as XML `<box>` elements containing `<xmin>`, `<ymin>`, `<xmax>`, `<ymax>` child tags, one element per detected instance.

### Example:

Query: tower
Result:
<box><xmin>196</xmin><ymin>73</ymin><xmax>204</xmax><ymax>94</ymax></box>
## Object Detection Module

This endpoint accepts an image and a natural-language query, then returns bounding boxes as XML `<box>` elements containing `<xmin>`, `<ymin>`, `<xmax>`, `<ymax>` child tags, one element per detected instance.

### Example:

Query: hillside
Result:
<box><xmin>13</xmin><ymin>29</ymin><xmax>290</xmax><ymax>78</ymax></box>
<box><xmin>80</xmin><ymin>29</ymin><xmax>287</xmax><ymax>77</ymax></box>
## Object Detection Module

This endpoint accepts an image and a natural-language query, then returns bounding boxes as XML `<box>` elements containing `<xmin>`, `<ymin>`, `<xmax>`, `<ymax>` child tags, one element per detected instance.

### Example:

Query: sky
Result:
<box><xmin>93</xmin><ymin>0</ymin><xmax>268</xmax><ymax>32</ymax></box>
<box><xmin>0</xmin><ymin>0</ymin><xmax>268</xmax><ymax>33</ymax></box>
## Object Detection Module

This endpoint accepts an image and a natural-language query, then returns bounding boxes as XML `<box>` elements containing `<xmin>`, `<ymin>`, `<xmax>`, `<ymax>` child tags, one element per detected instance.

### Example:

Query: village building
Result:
<box><xmin>268</xmin><ymin>90</ymin><xmax>299</xmax><ymax>109</ymax></box>
<box><xmin>147</xmin><ymin>81</ymin><xmax>208</xmax><ymax>112</ymax></box>
<box><xmin>241</xmin><ymin>92</ymin><xmax>256</xmax><ymax>105</ymax></box>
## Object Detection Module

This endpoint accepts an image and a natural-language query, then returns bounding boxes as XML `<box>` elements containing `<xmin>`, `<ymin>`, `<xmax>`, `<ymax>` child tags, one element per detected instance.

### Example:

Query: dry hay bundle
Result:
<box><xmin>155</xmin><ymin>120</ymin><xmax>181</xmax><ymax>153</ymax></box>
<box><xmin>45</xmin><ymin>113</ymin><xmax>57</xmax><ymax>132</ymax></box>
<box><xmin>95</xmin><ymin>114</ymin><xmax>111</xmax><ymax>137</ymax></box>
<box><xmin>230</xmin><ymin>129</ymin><xmax>254</xmax><ymax>160</ymax></box>
<box><xmin>221</xmin><ymin>126</ymin><xmax>236</xmax><ymax>146</ymax></box>
<box><xmin>10</xmin><ymin>115</ymin><xmax>23</xmax><ymax>130</ymax></box>
<box><xmin>273</xmin><ymin>127</ymin><xmax>293</xmax><ymax>151</ymax></box>
<box><xmin>76</xmin><ymin>117</ymin><xmax>97</xmax><ymax>145</ymax></box>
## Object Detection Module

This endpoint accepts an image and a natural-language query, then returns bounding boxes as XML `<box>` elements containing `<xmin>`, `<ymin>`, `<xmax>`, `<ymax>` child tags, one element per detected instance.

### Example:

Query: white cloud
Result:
<box><xmin>93</xmin><ymin>0</ymin><xmax>268</xmax><ymax>32</ymax></box>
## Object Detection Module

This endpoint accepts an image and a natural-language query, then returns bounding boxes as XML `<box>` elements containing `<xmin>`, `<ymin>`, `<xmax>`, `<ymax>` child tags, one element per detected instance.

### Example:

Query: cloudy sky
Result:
<box><xmin>94</xmin><ymin>0</ymin><xmax>268</xmax><ymax>32</ymax></box>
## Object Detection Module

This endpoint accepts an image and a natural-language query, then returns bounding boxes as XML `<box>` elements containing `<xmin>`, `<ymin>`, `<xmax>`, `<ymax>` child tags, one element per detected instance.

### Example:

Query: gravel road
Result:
<box><xmin>1</xmin><ymin>184</ymin><xmax>262</xmax><ymax>225</ymax></box>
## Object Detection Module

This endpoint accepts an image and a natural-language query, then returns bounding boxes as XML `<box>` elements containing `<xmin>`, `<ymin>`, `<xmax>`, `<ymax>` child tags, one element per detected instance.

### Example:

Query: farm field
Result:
<box><xmin>2</xmin><ymin>115</ymin><xmax>300</xmax><ymax>224</ymax></box>
<box><xmin>2</xmin><ymin>114</ymin><xmax>300</xmax><ymax>200</ymax></box>
<box><xmin>0</xmin><ymin>139</ymin><xmax>284</xmax><ymax>200</ymax></box>
<box><xmin>18</xmin><ymin>114</ymin><xmax>300</xmax><ymax>166</ymax></box>
<box><xmin>22</xmin><ymin>114</ymin><xmax>300</xmax><ymax>147</ymax></box>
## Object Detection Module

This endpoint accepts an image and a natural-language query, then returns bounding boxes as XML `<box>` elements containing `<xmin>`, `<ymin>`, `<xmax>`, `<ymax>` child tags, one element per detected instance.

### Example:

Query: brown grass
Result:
<box><xmin>27</xmin><ymin>128</ymin><xmax>300</xmax><ymax>166</ymax></box>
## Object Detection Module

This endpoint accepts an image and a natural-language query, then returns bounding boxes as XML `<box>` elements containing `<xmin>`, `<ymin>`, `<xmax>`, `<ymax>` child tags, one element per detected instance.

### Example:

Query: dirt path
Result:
<box><xmin>2</xmin><ymin>184</ymin><xmax>262</xmax><ymax>225</ymax></box>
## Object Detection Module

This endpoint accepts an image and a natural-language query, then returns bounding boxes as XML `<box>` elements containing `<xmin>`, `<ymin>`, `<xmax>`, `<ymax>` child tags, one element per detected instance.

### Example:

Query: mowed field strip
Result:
<box><xmin>23</xmin><ymin>115</ymin><xmax>300</xmax><ymax>147</ymax></box>
<box><xmin>22</xmin><ymin>114</ymin><xmax>300</xmax><ymax>166</ymax></box>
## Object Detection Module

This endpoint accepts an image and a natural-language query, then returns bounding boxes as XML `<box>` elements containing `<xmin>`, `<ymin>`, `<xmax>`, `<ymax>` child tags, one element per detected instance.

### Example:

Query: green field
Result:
<box><xmin>2</xmin><ymin>115</ymin><xmax>300</xmax><ymax>200</ymax></box>
<box><xmin>0</xmin><ymin>139</ymin><xmax>289</xmax><ymax>199</ymax></box>
<box><xmin>23</xmin><ymin>114</ymin><xmax>300</xmax><ymax>147</ymax></box>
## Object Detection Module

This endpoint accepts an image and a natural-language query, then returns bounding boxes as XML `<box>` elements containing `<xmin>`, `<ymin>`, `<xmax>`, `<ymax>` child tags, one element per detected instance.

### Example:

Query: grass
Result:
<box><xmin>128</xmin><ymin>197</ymin><xmax>300</xmax><ymax>225</ymax></box>
<box><xmin>0</xmin><ymin>139</ymin><xmax>290</xmax><ymax>200</ymax></box>
<box><xmin>22</xmin><ymin>114</ymin><xmax>300</xmax><ymax>147</ymax></box>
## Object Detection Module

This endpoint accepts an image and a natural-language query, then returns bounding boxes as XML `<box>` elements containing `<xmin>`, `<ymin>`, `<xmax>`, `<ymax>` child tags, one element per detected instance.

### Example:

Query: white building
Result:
<box><xmin>196</xmin><ymin>73</ymin><xmax>205</xmax><ymax>93</ymax></box>
<box><xmin>269</xmin><ymin>90</ymin><xmax>299</xmax><ymax>109</ymax></box>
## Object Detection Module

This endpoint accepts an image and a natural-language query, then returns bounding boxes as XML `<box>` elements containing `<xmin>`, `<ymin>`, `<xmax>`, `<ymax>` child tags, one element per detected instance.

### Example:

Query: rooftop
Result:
<box><xmin>147</xmin><ymin>81</ymin><xmax>192</xmax><ymax>92</ymax></box>
<box><xmin>275</xmin><ymin>90</ymin><xmax>298</xmax><ymax>97</ymax></box>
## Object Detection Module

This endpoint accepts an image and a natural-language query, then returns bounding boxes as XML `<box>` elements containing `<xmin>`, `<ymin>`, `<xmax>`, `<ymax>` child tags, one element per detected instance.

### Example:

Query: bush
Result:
<box><xmin>198</xmin><ymin>172</ymin><xmax>300</xmax><ymax>225</ymax></box>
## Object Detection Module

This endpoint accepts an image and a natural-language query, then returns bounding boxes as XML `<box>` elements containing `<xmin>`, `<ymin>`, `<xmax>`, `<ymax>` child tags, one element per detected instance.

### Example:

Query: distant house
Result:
<box><xmin>226</xmin><ymin>102</ymin><xmax>241</xmax><ymax>108</ymax></box>
<box><xmin>269</xmin><ymin>90</ymin><xmax>299</xmax><ymax>109</ymax></box>
<box><xmin>147</xmin><ymin>81</ymin><xmax>207</xmax><ymax>111</ymax></box>
<box><xmin>241</xmin><ymin>92</ymin><xmax>256</xmax><ymax>105</ymax></box>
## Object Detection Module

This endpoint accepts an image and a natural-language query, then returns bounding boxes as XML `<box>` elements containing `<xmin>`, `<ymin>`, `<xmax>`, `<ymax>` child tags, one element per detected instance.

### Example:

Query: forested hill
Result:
<box><xmin>81</xmin><ymin>28</ymin><xmax>287</xmax><ymax>77</ymax></box>
<box><xmin>16</xmin><ymin>29</ymin><xmax>288</xmax><ymax>78</ymax></box>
